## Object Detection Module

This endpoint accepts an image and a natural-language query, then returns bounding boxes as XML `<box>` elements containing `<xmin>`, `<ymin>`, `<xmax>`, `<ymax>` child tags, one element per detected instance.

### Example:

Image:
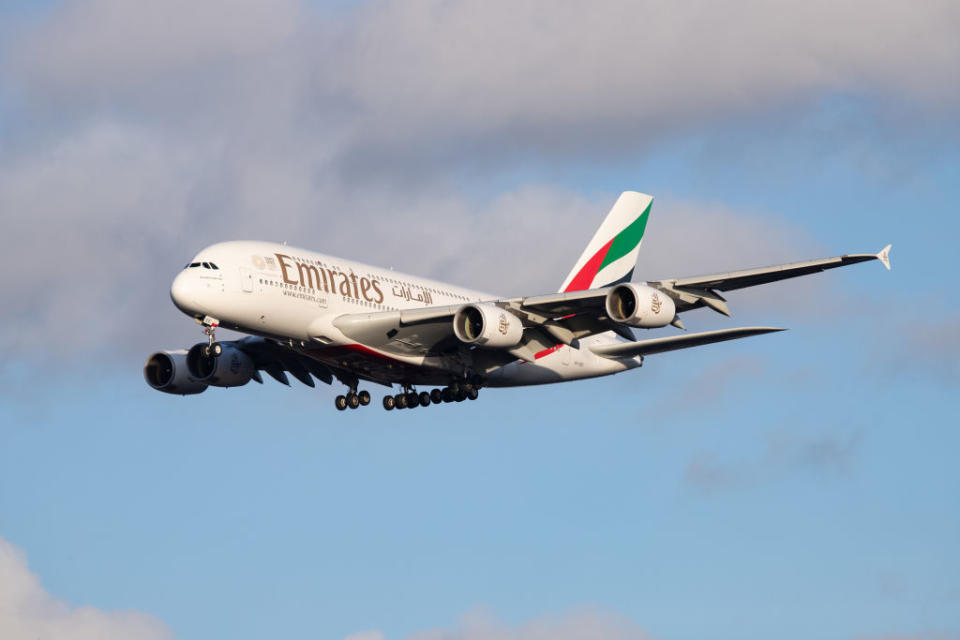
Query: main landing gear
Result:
<box><xmin>382</xmin><ymin>383</ymin><xmax>480</xmax><ymax>411</ymax></box>
<box><xmin>335</xmin><ymin>388</ymin><xmax>371</xmax><ymax>411</ymax></box>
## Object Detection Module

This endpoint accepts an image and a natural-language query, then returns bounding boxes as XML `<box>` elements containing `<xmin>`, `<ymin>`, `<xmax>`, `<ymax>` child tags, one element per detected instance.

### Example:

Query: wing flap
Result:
<box><xmin>591</xmin><ymin>326</ymin><xmax>785</xmax><ymax>359</ymax></box>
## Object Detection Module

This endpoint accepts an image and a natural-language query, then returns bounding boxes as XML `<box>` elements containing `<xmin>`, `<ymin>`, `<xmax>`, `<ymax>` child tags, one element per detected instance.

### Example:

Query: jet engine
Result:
<box><xmin>186</xmin><ymin>342</ymin><xmax>255</xmax><ymax>387</ymax></box>
<box><xmin>453</xmin><ymin>304</ymin><xmax>524</xmax><ymax>348</ymax></box>
<box><xmin>604</xmin><ymin>283</ymin><xmax>676</xmax><ymax>328</ymax></box>
<box><xmin>143</xmin><ymin>350</ymin><xmax>208</xmax><ymax>395</ymax></box>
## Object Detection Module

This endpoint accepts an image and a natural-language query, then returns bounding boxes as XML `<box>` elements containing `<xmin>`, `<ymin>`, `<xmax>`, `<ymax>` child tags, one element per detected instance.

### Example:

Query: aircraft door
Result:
<box><xmin>562</xmin><ymin>344</ymin><xmax>571</xmax><ymax>366</ymax></box>
<box><xmin>240</xmin><ymin>267</ymin><xmax>254</xmax><ymax>292</ymax></box>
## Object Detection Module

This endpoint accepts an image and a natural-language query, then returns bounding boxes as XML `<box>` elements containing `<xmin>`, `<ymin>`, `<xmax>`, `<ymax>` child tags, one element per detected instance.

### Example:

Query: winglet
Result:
<box><xmin>877</xmin><ymin>244</ymin><xmax>892</xmax><ymax>270</ymax></box>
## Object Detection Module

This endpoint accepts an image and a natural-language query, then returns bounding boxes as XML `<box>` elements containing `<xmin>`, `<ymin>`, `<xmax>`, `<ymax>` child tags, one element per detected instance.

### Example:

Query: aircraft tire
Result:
<box><xmin>395</xmin><ymin>393</ymin><xmax>408</xmax><ymax>409</ymax></box>
<box><xmin>442</xmin><ymin>388</ymin><xmax>454</xmax><ymax>403</ymax></box>
<box><xmin>430</xmin><ymin>389</ymin><xmax>443</xmax><ymax>404</ymax></box>
<box><xmin>406</xmin><ymin>392</ymin><xmax>419</xmax><ymax>407</ymax></box>
<box><xmin>347</xmin><ymin>393</ymin><xmax>361</xmax><ymax>409</ymax></box>
<box><xmin>335</xmin><ymin>395</ymin><xmax>348</xmax><ymax>411</ymax></box>
<box><xmin>419</xmin><ymin>391</ymin><xmax>431</xmax><ymax>406</ymax></box>
<box><xmin>382</xmin><ymin>395</ymin><xmax>395</xmax><ymax>411</ymax></box>
<box><xmin>466</xmin><ymin>387</ymin><xmax>479</xmax><ymax>400</ymax></box>
<box><xmin>359</xmin><ymin>390</ymin><xmax>371</xmax><ymax>406</ymax></box>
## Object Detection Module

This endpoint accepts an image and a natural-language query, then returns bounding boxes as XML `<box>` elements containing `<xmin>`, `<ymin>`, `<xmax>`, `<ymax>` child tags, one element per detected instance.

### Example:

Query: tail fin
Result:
<box><xmin>558</xmin><ymin>191</ymin><xmax>653</xmax><ymax>293</ymax></box>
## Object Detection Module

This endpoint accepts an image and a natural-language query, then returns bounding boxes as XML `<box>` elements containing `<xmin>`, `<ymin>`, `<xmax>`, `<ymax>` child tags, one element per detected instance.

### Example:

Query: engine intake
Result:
<box><xmin>143</xmin><ymin>350</ymin><xmax>208</xmax><ymax>395</ymax></box>
<box><xmin>186</xmin><ymin>342</ymin><xmax>255</xmax><ymax>387</ymax></box>
<box><xmin>453</xmin><ymin>304</ymin><xmax>524</xmax><ymax>348</ymax></box>
<box><xmin>605</xmin><ymin>283</ymin><xmax>676</xmax><ymax>328</ymax></box>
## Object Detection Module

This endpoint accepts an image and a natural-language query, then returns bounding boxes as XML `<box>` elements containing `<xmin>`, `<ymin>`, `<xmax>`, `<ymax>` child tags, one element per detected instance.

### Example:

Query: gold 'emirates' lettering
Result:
<box><xmin>276</xmin><ymin>253</ymin><xmax>384</xmax><ymax>303</ymax></box>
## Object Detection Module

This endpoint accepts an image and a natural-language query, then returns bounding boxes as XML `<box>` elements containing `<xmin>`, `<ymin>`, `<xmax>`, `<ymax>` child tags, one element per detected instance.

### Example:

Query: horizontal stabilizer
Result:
<box><xmin>591</xmin><ymin>326</ymin><xmax>785</xmax><ymax>359</ymax></box>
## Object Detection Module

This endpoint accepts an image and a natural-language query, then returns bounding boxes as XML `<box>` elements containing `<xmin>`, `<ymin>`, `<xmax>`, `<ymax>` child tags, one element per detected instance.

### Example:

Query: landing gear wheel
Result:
<box><xmin>455</xmin><ymin>388</ymin><xmax>467</xmax><ymax>402</ymax></box>
<box><xmin>466</xmin><ymin>386</ymin><xmax>479</xmax><ymax>400</ymax></box>
<box><xmin>430</xmin><ymin>389</ymin><xmax>443</xmax><ymax>404</ymax></box>
<box><xmin>383</xmin><ymin>395</ymin><xmax>395</xmax><ymax>410</ymax></box>
<box><xmin>358</xmin><ymin>390</ymin><xmax>371</xmax><ymax>406</ymax></box>
<box><xmin>419</xmin><ymin>391</ymin><xmax>431</xmax><ymax>407</ymax></box>
<box><xmin>395</xmin><ymin>393</ymin><xmax>408</xmax><ymax>409</ymax></box>
<box><xmin>442</xmin><ymin>387</ymin><xmax>454</xmax><ymax>403</ymax></box>
<box><xmin>335</xmin><ymin>395</ymin><xmax>348</xmax><ymax>411</ymax></box>
<box><xmin>347</xmin><ymin>393</ymin><xmax>361</xmax><ymax>409</ymax></box>
<box><xmin>406</xmin><ymin>392</ymin><xmax>419</xmax><ymax>408</ymax></box>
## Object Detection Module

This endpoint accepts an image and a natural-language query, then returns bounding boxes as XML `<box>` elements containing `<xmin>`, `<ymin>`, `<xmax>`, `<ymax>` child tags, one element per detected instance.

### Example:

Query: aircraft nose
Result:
<box><xmin>170</xmin><ymin>271</ymin><xmax>199</xmax><ymax>313</ymax></box>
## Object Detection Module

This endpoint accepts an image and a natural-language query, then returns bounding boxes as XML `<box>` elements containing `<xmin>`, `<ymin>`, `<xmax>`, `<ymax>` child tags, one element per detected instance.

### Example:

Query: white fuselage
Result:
<box><xmin>170</xmin><ymin>241</ymin><xmax>640</xmax><ymax>388</ymax></box>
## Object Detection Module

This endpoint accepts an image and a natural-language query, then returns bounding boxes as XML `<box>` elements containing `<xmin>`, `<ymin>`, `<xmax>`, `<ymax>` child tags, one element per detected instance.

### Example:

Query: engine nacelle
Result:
<box><xmin>143</xmin><ymin>350</ymin><xmax>208</xmax><ymax>395</ymax></box>
<box><xmin>186</xmin><ymin>342</ymin><xmax>255</xmax><ymax>387</ymax></box>
<box><xmin>604</xmin><ymin>283</ymin><xmax>676</xmax><ymax>328</ymax></box>
<box><xmin>453</xmin><ymin>304</ymin><xmax>524</xmax><ymax>348</ymax></box>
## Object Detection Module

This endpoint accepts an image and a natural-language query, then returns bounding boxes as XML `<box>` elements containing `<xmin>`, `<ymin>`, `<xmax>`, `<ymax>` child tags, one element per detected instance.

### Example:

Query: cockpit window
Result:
<box><xmin>185</xmin><ymin>262</ymin><xmax>201</xmax><ymax>269</ymax></box>
<box><xmin>202</xmin><ymin>262</ymin><xmax>211</xmax><ymax>269</ymax></box>
<box><xmin>210</xmin><ymin>263</ymin><xmax>219</xmax><ymax>270</ymax></box>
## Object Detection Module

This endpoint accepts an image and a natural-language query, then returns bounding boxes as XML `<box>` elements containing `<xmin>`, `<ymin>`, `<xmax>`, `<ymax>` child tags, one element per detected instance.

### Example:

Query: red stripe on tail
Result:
<box><xmin>564</xmin><ymin>238</ymin><xmax>613</xmax><ymax>292</ymax></box>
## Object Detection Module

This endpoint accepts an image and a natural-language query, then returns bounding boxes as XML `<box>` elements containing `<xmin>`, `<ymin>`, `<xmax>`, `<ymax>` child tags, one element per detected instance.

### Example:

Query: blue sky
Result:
<box><xmin>1</xmin><ymin>1</ymin><xmax>958</xmax><ymax>639</ymax></box>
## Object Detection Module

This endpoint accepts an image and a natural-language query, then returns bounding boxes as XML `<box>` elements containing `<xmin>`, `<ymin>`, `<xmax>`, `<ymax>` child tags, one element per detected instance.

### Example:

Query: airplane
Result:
<box><xmin>144</xmin><ymin>191</ymin><xmax>891</xmax><ymax>412</ymax></box>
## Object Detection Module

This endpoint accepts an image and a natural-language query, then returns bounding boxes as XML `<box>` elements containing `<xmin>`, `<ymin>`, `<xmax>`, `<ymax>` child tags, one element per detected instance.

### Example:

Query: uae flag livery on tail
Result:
<box><xmin>559</xmin><ymin>191</ymin><xmax>653</xmax><ymax>293</ymax></box>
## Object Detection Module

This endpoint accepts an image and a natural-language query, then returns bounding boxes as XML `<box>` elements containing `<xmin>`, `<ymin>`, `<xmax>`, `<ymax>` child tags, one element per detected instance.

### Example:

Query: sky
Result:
<box><xmin>0</xmin><ymin>1</ymin><xmax>958</xmax><ymax>638</ymax></box>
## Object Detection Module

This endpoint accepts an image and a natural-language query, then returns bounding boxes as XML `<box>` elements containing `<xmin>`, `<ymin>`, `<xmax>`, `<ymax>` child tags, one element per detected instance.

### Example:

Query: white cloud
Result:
<box><xmin>0</xmin><ymin>536</ymin><xmax>173</xmax><ymax>640</ymax></box>
<box><xmin>0</xmin><ymin>0</ymin><xmax>915</xmax><ymax>364</ymax></box>
<box><xmin>344</xmin><ymin>631</ymin><xmax>386</xmax><ymax>640</ymax></box>
<box><xmin>406</xmin><ymin>607</ymin><xmax>650</xmax><ymax>640</ymax></box>
<box><xmin>323</xmin><ymin>0</ymin><xmax>960</xmax><ymax>161</ymax></box>
<box><xmin>684</xmin><ymin>428</ymin><xmax>863</xmax><ymax>494</ymax></box>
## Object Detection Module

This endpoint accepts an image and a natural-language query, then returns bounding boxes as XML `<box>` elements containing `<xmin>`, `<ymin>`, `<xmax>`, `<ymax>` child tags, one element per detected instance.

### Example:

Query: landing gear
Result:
<box><xmin>381</xmin><ymin>383</ymin><xmax>482</xmax><ymax>412</ymax></box>
<box><xmin>335</xmin><ymin>386</ymin><xmax>372</xmax><ymax>411</ymax></box>
<box><xmin>202</xmin><ymin>320</ymin><xmax>222</xmax><ymax>357</ymax></box>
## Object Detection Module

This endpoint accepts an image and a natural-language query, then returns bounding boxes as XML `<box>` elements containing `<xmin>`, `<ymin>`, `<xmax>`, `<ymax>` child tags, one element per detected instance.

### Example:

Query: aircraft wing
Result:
<box><xmin>325</xmin><ymin>246</ymin><xmax>889</xmax><ymax>362</ymax></box>
<box><xmin>647</xmin><ymin>245</ymin><xmax>891</xmax><ymax>316</ymax></box>
<box><xmin>590</xmin><ymin>326</ymin><xmax>784</xmax><ymax>359</ymax></box>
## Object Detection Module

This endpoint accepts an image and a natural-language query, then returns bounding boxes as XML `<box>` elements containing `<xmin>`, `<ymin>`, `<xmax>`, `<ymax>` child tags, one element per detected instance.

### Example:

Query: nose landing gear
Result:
<box><xmin>200</xmin><ymin>317</ymin><xmax>222</xmax><ymax>357</ymax></box>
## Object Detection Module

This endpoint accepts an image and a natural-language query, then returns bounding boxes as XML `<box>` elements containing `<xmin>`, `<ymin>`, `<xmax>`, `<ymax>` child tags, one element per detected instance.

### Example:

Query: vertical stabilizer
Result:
<box><xmin>558</xmin><ymin>191</ymin><xmax>653</xmax><ymax>293</ymax></box>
